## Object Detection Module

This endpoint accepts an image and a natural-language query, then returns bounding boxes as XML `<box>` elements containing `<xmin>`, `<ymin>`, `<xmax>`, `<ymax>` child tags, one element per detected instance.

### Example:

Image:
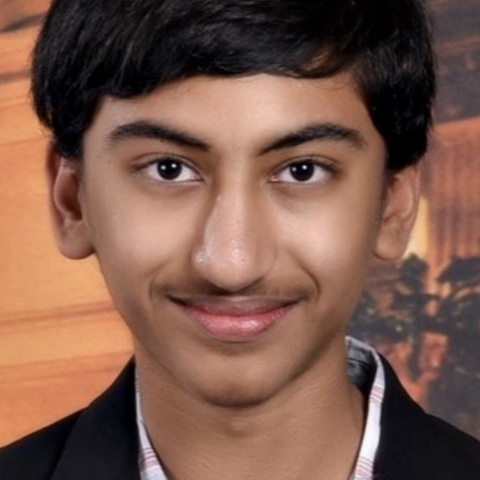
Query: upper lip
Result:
<box><xmin>170</xmin><ymin>296</ymin><xmax>297</xmax><ymax>316</ymax></box>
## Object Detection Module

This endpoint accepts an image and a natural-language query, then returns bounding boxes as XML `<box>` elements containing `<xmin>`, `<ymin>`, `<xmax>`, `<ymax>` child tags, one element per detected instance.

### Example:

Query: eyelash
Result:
<box><xmin>140</xmin><ymin>156</ymin><xmax>201</xmax><ymax>183</ymax></box>
<box><xmin>271</xmin><ymin>157</ymin><xmax>338</xmax><ymax>184</ymax></box>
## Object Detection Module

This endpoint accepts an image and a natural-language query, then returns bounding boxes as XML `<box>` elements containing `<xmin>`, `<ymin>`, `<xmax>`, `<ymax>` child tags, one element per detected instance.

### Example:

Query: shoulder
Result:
<box><xmin>425</xmin><ymin>413</ymin><xmax>480</xmax><ymax>468</ymax></box>
<box><xmin>377</xmin><ymin>355</ymin><xmax>480</xmax><ymax>478</ymax></box>
<box><xmin>0</xmin><ymin>362</ymin><xmax>138</xmax><ymax>480</ymax></box>
<box><xmin>0</xmin><ymin>411</ymin><xmax>81</xmax><ymax>480</ymax></box>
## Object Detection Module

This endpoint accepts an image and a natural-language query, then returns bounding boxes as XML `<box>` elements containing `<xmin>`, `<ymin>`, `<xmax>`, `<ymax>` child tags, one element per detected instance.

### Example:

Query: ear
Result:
<box><xmin>374</xmin><ymin>165</ymin><xmax>420</xmax><ymax>262</ymax></box>
<box><xmin>46</xmin><ymin>146</ymin><xmax>95</xmax><ymax>259</ymax></box>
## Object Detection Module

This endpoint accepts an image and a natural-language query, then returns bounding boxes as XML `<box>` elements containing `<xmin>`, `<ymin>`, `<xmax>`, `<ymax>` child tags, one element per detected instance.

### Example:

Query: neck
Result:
<box><xmin>135</xmin><ymin>344</ymin><xmax>365</xmax><ymax>480</ymax></box>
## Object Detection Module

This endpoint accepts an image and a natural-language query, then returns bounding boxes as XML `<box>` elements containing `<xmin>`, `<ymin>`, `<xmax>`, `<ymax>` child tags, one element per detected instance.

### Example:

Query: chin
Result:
<box><xmin>199</xmin><ymin>389</ymin><xmax>275</xmax><ymax>409</ymax></box>
<box><xmin>194</xmin><ymin>374</ymin><xmax>284</xmax><ymax>409</ymax></box>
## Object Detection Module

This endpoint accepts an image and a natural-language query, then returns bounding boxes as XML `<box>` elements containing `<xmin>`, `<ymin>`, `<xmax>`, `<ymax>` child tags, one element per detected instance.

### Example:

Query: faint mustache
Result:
<box><xmin>154</xmin><ymin>279</ymin><xmax>316</xmax><ymax>302</ymax></box>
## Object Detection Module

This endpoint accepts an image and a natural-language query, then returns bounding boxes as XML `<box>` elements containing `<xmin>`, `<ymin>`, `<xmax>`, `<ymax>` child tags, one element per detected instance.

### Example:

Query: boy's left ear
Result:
<box><xmin>374</xmin><ymin>165</ymin><xmax>421</xmax><ymax>261</ymax></box>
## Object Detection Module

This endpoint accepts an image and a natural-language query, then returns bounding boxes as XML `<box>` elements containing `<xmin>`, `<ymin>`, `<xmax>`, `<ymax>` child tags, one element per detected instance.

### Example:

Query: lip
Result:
<box><xmin>171</xmin><ymin>297</ymin><xmax>296</xmax><ymax>342</ymax></box>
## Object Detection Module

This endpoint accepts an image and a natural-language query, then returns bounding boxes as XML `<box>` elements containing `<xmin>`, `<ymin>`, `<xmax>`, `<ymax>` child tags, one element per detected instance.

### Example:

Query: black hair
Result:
<box><xmin>32</xmin><ymin>0</ymin><xmax>436</xmax><ymax>170</ymax></box>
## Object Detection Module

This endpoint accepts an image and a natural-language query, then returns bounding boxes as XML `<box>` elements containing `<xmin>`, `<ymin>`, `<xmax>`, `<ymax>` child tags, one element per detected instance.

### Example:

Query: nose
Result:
<box><xmin>191</xmin><ymin>185</ymin><xmax>276</xmax><ymax>292</ymax></box>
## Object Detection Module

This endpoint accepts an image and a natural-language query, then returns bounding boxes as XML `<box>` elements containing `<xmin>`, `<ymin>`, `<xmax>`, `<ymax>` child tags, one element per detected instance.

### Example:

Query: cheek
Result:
<box><xmin>291</xmin><ymin>217</ymin><xmax>373</xmax><ymax>291</ymax></box>
<box><xmin>278</xmin><ymin>184</ymin><xmax>383</xmax><ymax>322</ymax></box>
<box><xmin>82</xmin><ymin>186</ymin><xmax>195</xmax><ymax>291</ymax></box>
<box><xmin>283</xmin><ymin>193</ymin><xmax>380</xmax><ymax>274</ymax></box>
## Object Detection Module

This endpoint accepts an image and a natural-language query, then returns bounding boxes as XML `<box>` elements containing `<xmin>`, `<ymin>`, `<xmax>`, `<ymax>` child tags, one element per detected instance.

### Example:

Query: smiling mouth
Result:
<box><xmin>170</xmin><ymin>296</ymin><xmax>297</xmax><ymax>341</ymax></box>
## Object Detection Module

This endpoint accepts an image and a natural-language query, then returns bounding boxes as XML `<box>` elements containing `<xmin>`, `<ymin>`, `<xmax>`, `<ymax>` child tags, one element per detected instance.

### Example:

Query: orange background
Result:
<box><xmin>0</xmin><ymin>0</ymin><xmax>132</xmax><ymax>445</ymax></box>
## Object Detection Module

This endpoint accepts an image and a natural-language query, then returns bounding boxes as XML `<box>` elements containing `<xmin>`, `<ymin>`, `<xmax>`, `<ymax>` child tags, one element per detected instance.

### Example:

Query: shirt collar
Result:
<box><xmin>135</xmin><ymin>337</ymin><xmax>385</xmax><ymax>480</ymax></box>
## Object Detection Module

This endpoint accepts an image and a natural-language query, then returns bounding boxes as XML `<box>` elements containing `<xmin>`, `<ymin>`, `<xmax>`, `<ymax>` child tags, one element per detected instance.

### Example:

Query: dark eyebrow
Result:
<box><xmin>108</xmin><ymin>120</ymin><xmax>210</xmax><ymax>151</ymax></box>
<box><xmin>260</xmin><ymin>123</ymin><xmax>367</xmax><ymax>155</ymax></box>
<box><xmin>108</xmin><ymin>120</ymin><xmax>366</xmax><ymax>155</ymax></box>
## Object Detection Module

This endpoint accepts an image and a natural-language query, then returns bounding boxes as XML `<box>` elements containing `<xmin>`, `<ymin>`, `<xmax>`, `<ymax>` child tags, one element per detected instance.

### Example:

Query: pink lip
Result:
<box><xmin>173</xmin><ymin>297</ymin><xmax>295</xmax><ymax>341</ymax></box>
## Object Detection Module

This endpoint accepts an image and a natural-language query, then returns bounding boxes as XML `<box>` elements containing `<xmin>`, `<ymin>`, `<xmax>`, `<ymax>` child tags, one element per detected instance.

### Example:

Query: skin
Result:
<box><xmin>48</xmin><ymin>73</ymin><xmax>420</xmax><ymax>480</ymax></box>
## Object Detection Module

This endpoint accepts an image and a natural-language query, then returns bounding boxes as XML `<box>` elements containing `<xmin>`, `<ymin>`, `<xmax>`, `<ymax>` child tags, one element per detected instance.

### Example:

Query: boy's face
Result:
<box><xmin>50</xmin><ymin>74</ymin><xmax>418</xmax><ymax>407</ymax></box>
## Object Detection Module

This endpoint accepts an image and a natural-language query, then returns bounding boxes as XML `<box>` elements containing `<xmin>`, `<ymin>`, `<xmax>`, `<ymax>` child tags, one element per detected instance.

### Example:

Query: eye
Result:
<box><xmin>144</xmin><ymin>158</ymin><xmax>200</xmax><ymax>182</ymax></box>
<box><xmin>272</xmin><ymin>159</ymin><xmax>333</xmax><ymax>184</ymax></box>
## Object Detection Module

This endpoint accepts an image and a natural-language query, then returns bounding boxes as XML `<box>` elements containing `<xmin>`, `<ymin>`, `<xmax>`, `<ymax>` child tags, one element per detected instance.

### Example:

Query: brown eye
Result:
<box><xmin>272</xmin><ymin>159</ymin><xmax>333</xmax><ymax>184</ymax></box>
<box><xmin>157</xmin><ymin>160</ymin><xmax>183</xmax><ymax>180</ymax></box>
<box><xmin>288</xmin><ymin>162</ymin><xmax>316</xmax><ymax>182</ymax></box>
<box><xmin>144</xmin><ymin>157</ymin><xmax>200</xmax><ymax>182</ymax></box>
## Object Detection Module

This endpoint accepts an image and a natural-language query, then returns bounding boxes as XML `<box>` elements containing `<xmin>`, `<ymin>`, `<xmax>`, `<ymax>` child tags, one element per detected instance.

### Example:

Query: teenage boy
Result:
<box><xmin>2</xmin><ymin>0</ymin><xmax>480</xmax><ymax>479</ymax></box>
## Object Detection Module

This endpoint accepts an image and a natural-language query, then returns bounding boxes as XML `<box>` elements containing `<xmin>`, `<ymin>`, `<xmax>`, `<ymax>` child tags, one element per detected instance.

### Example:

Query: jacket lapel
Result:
<box><xmin>51</xmin><ymin>361</ymin><xmax>140</xmax><ymax>480</ymax></box>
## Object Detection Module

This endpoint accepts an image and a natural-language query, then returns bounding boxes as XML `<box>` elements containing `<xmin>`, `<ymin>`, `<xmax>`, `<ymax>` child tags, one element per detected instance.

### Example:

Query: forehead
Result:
<box><xmin>85</xmin><ymin>73</ymin><xmax>383</xmax><ymax>156</ymax></box>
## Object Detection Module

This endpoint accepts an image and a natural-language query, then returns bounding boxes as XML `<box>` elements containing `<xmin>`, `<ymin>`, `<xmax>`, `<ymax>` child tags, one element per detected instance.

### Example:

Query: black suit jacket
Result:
<box><xmin>2</xmin><ymin>358</ymin><xmax>480</xmax><ymax>480</ymax></box>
